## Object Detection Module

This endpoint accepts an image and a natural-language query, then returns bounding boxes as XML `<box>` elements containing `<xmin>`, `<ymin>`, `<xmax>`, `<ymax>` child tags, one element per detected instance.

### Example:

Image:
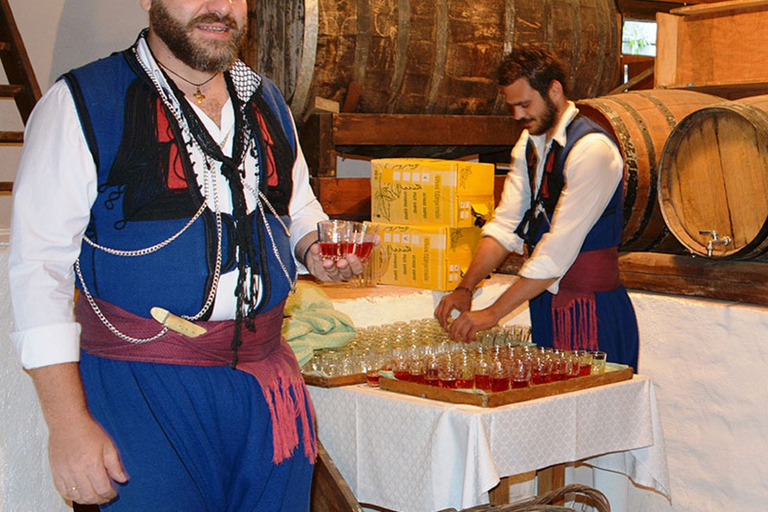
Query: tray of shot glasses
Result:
<box><xmin>378</xmin><ymin>363</ymin><xmax>633</xmax><ymax>408</ymax></box>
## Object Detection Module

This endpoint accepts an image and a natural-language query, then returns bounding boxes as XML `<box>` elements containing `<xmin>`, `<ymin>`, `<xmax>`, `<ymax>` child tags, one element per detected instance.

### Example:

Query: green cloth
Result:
<box><xmin>283</xmin><ymin>282</ymin><xmax>357</xmax><ymax>366</ymax></box>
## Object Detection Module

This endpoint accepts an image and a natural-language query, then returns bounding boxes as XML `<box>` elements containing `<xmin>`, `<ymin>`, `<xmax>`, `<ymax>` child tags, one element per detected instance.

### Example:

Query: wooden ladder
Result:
<box><xmin>0</xmin><ymin>0</ymin><xmax>41</xmax><ymax>192</ymax></box>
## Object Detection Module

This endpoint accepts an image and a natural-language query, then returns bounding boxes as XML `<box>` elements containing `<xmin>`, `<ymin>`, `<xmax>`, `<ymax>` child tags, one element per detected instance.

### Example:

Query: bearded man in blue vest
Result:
<box><xmin>435</xmin><ymin>47</ymin><xmax>639</xmax><ymax>371</ymax></box>
<box><xmin>9</xmin><ymin>1</ymin><xmax>363</xmax><ymax>510</ymax></box>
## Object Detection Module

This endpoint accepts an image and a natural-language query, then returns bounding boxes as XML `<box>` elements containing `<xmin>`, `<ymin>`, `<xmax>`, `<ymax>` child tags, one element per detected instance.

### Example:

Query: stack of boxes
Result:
<box><xmin>369</xmin><ymin>158</ymin><xmax>496</xmax><ymax>291</ymax></box>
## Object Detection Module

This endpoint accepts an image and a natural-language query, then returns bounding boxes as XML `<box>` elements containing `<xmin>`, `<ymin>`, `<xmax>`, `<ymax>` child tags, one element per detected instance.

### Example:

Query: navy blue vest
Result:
<box><xmin>516</xmin><ymin>115</ymin><xmax>623</xmax><ymax>253</ymax></box>
<box><xmin>64</xmin><ymin>49</ymin><xmax>297</xmax><ymax>319</ymax></box>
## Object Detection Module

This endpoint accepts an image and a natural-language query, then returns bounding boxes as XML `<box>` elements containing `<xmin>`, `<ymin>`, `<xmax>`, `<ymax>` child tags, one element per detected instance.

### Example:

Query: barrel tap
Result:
<box><xmin>699</xmin><ymin>230</ymin><xmax>732</xmax><ymax>257</ymax></box>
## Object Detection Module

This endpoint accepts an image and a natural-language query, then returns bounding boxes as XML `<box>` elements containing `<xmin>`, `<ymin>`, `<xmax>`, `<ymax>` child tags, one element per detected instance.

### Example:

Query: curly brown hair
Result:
<box><xmin>497</xmin><ymin>46</ymin><xmax>568</xmax><ymax>98</ymax></box>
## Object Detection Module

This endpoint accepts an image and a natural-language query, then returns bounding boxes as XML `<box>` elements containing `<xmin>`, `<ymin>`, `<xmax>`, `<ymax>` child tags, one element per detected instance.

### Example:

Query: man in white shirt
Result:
<box><xmin>435</xmin><ymin>46</ymin><xmax>639</xmax><ymax>370</ymax></box>
<box><xmin>9</xmin><ymin>0</ymin><xmax>361</xmax><ymax>509</ymax></box>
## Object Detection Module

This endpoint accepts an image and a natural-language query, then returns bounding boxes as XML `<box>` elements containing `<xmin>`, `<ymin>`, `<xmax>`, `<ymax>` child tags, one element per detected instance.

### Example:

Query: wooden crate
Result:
<box><xmin>656</xmin><ymin>0</ymin><xmax>768</xmax><ymax>98</ymax></box>
<box><xmin>378</xmin><ymin>366</ymin><xmax>634</xmax><ymax>408</ymax></box>
<box><xmin>303</xmin><ymin>372</ymin><xmax>367</xmax><ymax>388</ymax></box>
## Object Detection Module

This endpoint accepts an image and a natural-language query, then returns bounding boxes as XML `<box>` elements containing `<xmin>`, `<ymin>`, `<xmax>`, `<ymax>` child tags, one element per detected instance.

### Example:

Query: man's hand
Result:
<box><xmin>49</xmin><ymin>415</ymin><xmax>128</xmax><ymax>504</ymax></box>
<box><xmin>28</xmin><ymin>363</ymin><xmax>128</xmax><ymax>505</ymax></box>
<box><xmin>434</xmin><ymin>288</ymin><xmax>474</xmax><ymax>330</ymax></box>
<box><xmin>447</xmin><ymin>307</ymin><xmax>503</xmax><ymax>343</ymax></box>
<box><xmin>304</xmin><ymin>242</ymin><xmax>365</xmax><ymax>282</ymax></box>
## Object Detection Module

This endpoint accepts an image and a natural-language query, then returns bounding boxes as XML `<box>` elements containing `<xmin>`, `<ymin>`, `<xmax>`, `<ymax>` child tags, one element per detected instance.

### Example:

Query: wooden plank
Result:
<box><xmin>671</xmin><ymin>0</ymin><xmax>768</xmax><ymax>16</ymax></box>
<box><xmin>299</xmin><ymin>113</ymin><xmax>337</xmax><ymax>177</ymax></box>
<box><xmin>303</xmin><ymin>372</ymin><xmax>367</xmax><ymax>388</ymax></box>
<box><xmin>655</xmin><ymin>12</ymin><xmax>679</xmax><ymax>88</ymax></box>
<box><xmin>537</xmin><ymin>464</ymin><xmax>566</xmax><ymax>502</ymax></box>
<box><xmin>332</xmin><ymin>114</ymin><xmax>521</xmax><ymax>146</ymax></box>
<box><xmin>0</xmin><ymin>131</ymin><xmax>22</xmax><ymax>144</ymax></box>
<box><xmin>500</xmin><ymin>251</ymin><xmax>768</xmax><ymax>307</ymax></box>
<box><xmin>312</xmin><ymin>177</ymin><xmax>371</xmax><ymax>219</ymax></box>
<box><xmin>489</xmin><ymin>476</ymin><xmax>511</xmax><ymax>505</ymax></box>
<box><xmin>0</xmin><ymin>84</ymin><xmax>23</xmax><ymax>97</ymax></box>
<box><xmin>378</xmin><ymin>367</ymin><xmax>633</xmax><ymax>408</ymax></box>
<box><xmin>657</xmin><ymin>5</ymin><xmax>768</xmax><ymax>89</ymax></box>
<box><xmin>618</xmin><ymin>252</ymin><xmax>768</xmax><ymax>305</ymax></box>
<box><xmin>311</xmin><ymin>441</ymin><xmax>364</xmax><ymax>512</ymax></box>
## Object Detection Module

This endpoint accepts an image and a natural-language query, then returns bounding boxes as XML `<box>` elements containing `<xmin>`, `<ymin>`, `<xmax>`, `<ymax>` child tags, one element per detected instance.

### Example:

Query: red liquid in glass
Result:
<box><xmin>579</xmin><ymin>364</ymin><xmax>592</xmax><ymax>376</ymax></box>
<box><xmin>408</xmin><ymin>373</ymin><xmax>423</xmax><ymax>384</ymax></box>
<box><xmin>318</xmin><ymin>242</ymin><xmax>341</xmax><ymax>260</ymax></box>
<box><xmin>490</xmin><ymin>377</ymin><xmax>510</xmax><ymax>392</ymax></box>
<box><xmin>340</xmin><ymin>241</ymin><xmax>355</xmax><ymax>256</ymax></box>
<box><xmin>355</xmin><ymin>241</ymin><xmax>374</xmax><ymax>260</ymax></box>
<box><xmin>456</xmin><ymin>378</ymin><xmax>474</xmax><ymax>389</ymax></box>
<box><xmin>511</xmin><ymin>379</ymin><xmax>530</xmax><ymax>389</ymax></box>
<box><xmin>550</xmin><ymin>373</ymin><xmax>568</xmax><ymax>382</ymax></box>
<box><xmin>409</xmin><ymin>373</ymin><xmax>425</xmax><ymax>385</ymax></box>
<box><xmin>440</xmin><ymin>378</ymin><xmax>458</xmax><ymax>389</ymax></box>
<box><xmin>531</xmin><ymin>374</ymin><xmax>550</xmax><ymax>385</ymax></box>
<box><xmin>474</xmin><ymin>374</ymin><xmax>491</xmax><ymax>391</ymax></box>
<box><xmin>394</xmin><ymin>370</ymin><xmax>410</xmax><ymax>380</ymax></box>
<box><xmin>366</xmin><ymin>373</ymin><xmax>380</xmax><ymax>387</ymax></box>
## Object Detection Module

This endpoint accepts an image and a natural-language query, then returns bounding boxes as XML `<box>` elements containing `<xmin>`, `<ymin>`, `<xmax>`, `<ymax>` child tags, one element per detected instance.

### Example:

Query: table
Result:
<box><xmin>309</xmin><ymin>376</ymin><xmax>670</xmax><ymax>512</ymax></box>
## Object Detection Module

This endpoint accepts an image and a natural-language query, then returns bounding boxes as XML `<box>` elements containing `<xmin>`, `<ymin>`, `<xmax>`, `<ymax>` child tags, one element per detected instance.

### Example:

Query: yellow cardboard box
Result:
<box><xmin>371</xmin><ymin>158</ymin><xmax>495</xmax><ymax>228</ymax></box>
<box><xmin>375</xmin><ymin>223</ymin><xmax>482</xmax><ymax>292</ymax></box>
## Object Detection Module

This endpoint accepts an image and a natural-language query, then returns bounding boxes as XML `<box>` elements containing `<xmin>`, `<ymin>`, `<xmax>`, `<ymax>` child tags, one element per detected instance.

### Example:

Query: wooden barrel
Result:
<box><xmin>576</xmin><ymin>90</ymin><xmax>722</xmax><ymax>253</ymax></box>
<box><xmin>244</xmin><ymin>0</ymin><xmax>621</xmax><ymax>121</ymax></box>
<box><xmin>658</xmin><ymin>95</ymin><xmax>768</xmax><ymax>260</ymax></box>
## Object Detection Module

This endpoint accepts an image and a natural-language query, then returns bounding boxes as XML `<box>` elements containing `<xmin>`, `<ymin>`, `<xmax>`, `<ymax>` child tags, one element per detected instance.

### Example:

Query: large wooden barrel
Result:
<box><xmin>244</xmin><ymin>0</ymin><xmax>621</xmax><ymax>121</ymax></box>
<box><xmin>576</xmin><ymin>90</ymin><xmax>722</xmax><ymax>253</ymax></box>
<box><xmin>658</xmin><ymin>95</ymin><xmax>768</xmax><ymax>260</ymax></box>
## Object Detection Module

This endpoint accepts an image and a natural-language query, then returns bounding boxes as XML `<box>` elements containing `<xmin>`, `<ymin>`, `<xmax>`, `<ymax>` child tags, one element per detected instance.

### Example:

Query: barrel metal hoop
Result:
<box><xmin>630</xmin><ymin>90</ymin><xmax>678</xmax><ymax>130</ymax></box>
<box><xmin>426</xmin><ymin>0</ymin><xmax>449</xmax><ymax>113</ymax></box>
<box><xmin>291</xmin><ymin>0</ymin><xmax>319</xmax><ymax>120</ymax></box>
<box><xmin>610</xmin><ymin>95</ymin><xmax>661</xmax><ymax>249</ymax></box>
<box><xmin>581</xmin><ymin>99</ymin><xmax>640</xmax><ymax>235</ymax></box>
<box><xmin>386</xmin><ymin>0</ymin><xmax>411</xmax><ymax>113</ymax></box>
<box><xmin>353</xmin><ymin>0</ymin><xmax>371</xmax><ymax>88</ymax></box>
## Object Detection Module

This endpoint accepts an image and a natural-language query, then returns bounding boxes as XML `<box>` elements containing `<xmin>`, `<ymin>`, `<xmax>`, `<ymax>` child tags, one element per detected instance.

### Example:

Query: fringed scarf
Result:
<box><xmin>551</xmin><ymin>246</ymin><xmax>621</xmax><ymax>352</ymax></box>
<box><xmin>75</xmin><ymin>294</ymin><xmax>317</xmax><ymax>465</ymax></box>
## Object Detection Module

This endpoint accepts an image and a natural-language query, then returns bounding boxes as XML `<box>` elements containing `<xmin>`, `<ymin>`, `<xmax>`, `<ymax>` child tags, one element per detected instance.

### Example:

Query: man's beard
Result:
<box><xmin>527</xmin><ymin>95</ymin><xmax>558</xmax><ymax>136</ymax></box>
<box><xmin>150</xmin><ymin>1</ymin><xmax>245</xmax><ymax>73</ymax></box>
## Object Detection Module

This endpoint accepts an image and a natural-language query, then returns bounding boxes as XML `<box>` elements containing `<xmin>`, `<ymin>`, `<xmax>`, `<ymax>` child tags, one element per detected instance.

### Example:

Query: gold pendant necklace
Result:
<box><xmin>156</xmin><ymin>60</ymin><xmax>218</xmax><ymax>104</ymax></box>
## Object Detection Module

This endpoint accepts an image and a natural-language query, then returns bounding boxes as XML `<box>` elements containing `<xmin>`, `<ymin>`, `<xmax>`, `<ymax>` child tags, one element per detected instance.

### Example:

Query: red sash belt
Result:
<box><xmin>551</xmin><ymin>246</ymin><xmax>621</xmax><ymax>352</ymax></box>
<box><xmin>76</xmin><ymin>295</ymin><xmax>316</xmax><ymax>465</ymax></box>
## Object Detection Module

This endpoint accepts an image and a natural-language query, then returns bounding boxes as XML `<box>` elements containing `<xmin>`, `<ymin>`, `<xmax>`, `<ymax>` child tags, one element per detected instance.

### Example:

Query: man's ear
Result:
<box><xmin>140</xmin><ymin>0</ymin><xmax>152</xmax><ymax>13</ymax></box>
<box><xmin>548</xmin><ymin>80</ymin><xmax>564</xmax><ymax>103</ymax></box>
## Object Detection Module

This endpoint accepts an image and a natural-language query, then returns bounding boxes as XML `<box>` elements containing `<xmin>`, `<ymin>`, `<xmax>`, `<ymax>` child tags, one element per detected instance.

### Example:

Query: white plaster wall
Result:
<box><xmin>0</xmin><ymin>0</ymin><xmax>147</xmax><ymax>227</ymax></box>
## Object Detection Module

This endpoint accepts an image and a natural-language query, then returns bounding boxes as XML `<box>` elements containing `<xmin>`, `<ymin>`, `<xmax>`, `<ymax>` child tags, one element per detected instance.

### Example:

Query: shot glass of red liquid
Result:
<box><xmin>350</xmin><ymin>222</ymin><xmax>380</xmax><ymax>262</ymax></box>
<box><xmin>575</xmin><ymin>350</ymin><xmax>593</xmax><ymax>377</ymax></box>
<box><xmin>317</xmin><ymin>219</ymin><xmax>353</xmax><ymax>261</ymax></box>
<box><xmin>510</xmin><ymin>356</ymin><xmax>532</xmax><ymax>389</ymax></box>
<box><xmin>530</xmin><ymin>350</ymin><xmax>553</xmax><ymax>385</ymax></box>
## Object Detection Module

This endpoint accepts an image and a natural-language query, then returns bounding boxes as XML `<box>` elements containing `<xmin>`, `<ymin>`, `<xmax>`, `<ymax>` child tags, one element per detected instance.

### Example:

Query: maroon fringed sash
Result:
<box><xmin>552</xmin><ymin>246</ymin><xmax>621</xmax><ymax>352</ymax></box>
<box><xmin>75</xmin><ymin>295</ymin><xmax>316</xmax><ymax>465</ymax></box>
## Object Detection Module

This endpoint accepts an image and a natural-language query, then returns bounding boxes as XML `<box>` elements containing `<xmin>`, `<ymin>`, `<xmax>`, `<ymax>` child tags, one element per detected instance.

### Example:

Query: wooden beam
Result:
<box><xmin>671</xmin><ymin>0</ymin><xmax>768</xmax><ymax>16</ymax></box>
<box><xmin>331</xmin><ymin>114</ymin><xmax>521</xmax><ymax>146</ymax></box>
<box><xmin>499</xmin><ymin>251</ymin><xmax>768</xmax><ymax>307</ymax></box>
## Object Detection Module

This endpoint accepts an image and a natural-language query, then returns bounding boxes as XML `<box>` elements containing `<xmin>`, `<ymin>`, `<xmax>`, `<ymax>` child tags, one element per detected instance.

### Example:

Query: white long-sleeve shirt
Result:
<box><xmin>482</xmin><ymin>102</ymin><xmax>623</xmax><ymax>294</ymax></box>
<box><xmin>10</xmin><ymin>42</ymin><xmax>327</xmax><ymax>370</ymax></box>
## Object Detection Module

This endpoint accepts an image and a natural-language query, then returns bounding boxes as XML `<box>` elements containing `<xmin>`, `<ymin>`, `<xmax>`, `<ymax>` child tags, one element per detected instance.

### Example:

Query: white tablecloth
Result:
<box><xmin>309</xmin><ymin>375</ymin><xmax>670</xmax><ymax>512</ymax></box>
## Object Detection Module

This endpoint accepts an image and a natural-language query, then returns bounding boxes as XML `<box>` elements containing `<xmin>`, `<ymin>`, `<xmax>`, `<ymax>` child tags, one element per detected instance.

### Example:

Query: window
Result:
<box><xmin>622</xmin><ymin>20</ymin><xmax>657</xmax><ymax>57</ymax></box>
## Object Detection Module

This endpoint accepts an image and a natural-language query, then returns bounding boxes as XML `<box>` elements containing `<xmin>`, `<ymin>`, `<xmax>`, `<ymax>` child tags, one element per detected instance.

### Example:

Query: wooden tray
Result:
<box><xmin>378</xmin><ymin>366</ymin><xmax>634</xmax><ymax>408</ymax></box>
<box><xmin>303</xmin><ymin>372</ymin><xmax>367</xmax><ymax>388</ymax></box>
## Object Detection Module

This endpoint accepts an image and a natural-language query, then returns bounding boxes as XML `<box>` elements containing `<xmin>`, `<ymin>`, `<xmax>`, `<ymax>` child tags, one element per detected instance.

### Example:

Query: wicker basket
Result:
<box><xmin>446</xmin><ymin>484</ymin><xmax>611</xmax><ymax>512</ymax></box>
